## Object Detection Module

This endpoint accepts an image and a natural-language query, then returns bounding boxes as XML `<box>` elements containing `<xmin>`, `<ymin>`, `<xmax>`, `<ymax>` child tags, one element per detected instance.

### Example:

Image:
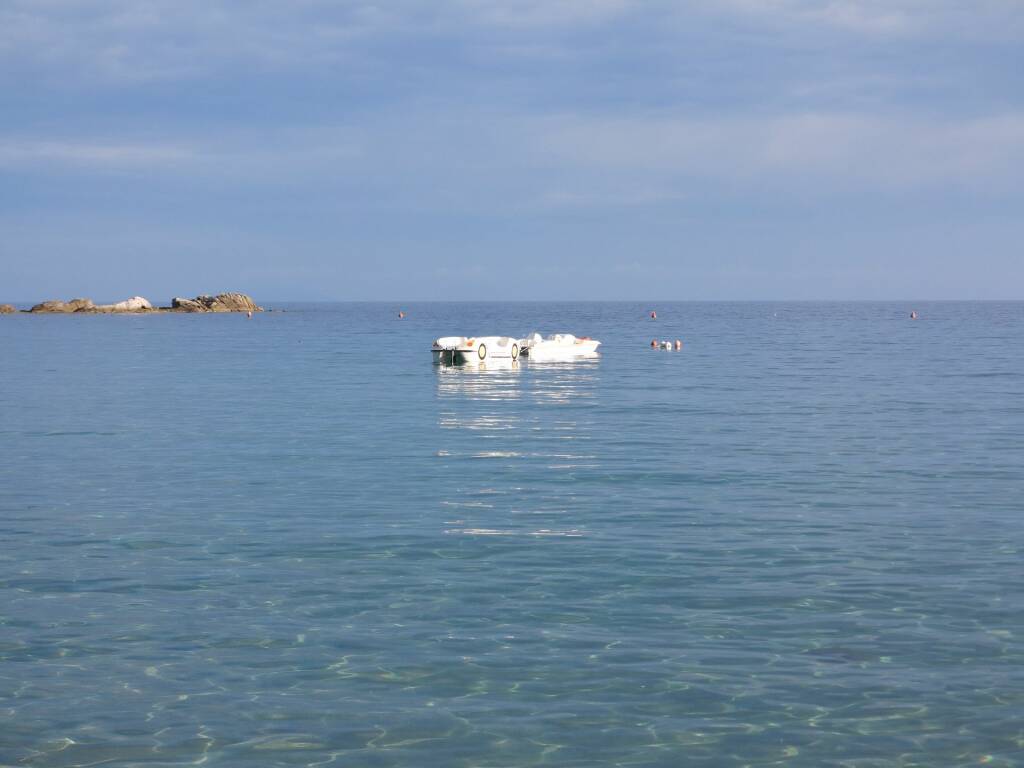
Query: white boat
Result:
<box><xmin>520</xmin><ymin>332</ymin><xmax>601</xmax><ymax>360</ymax></box>
<box><xmin>432</xmin><ymin>336</ymin><xmax>520</xmax><ymax>365</ymax></box>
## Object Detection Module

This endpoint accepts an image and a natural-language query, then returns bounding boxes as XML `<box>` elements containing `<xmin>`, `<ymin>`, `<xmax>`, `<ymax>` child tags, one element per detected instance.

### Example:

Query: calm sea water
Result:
<box><xmin>1</xmin><ymin>301</ymin><xmax>1023</xmax><ymax>767</ymax></box>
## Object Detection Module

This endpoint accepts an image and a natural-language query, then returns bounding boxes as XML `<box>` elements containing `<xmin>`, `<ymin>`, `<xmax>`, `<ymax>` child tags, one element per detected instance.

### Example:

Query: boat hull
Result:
<box><xmin>521</xmin><ymin>336</ymin><xmax>601</xmax><ymax>360</ymax></box>
<box><xmin>432</xmin><ymin>336</ymin><xmax>520</xmax><ymax>365</ymax></box>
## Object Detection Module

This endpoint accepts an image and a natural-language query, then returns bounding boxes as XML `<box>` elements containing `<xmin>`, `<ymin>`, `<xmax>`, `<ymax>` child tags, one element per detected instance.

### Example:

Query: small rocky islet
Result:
<box><xmin>4</xmin><ymin>293</ymin><xmax>262</xmax><ymax>314</ymax></box>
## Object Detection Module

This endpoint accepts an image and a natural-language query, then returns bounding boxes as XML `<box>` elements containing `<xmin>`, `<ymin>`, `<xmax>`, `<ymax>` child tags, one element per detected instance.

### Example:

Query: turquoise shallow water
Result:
<box><xmin>1</xmin><ymin>301</ymin><xmax>1023</xmax><ymax>767</ymax></box>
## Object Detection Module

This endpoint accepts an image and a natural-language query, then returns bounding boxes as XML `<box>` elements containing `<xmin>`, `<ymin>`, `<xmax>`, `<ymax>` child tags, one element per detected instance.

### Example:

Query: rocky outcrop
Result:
<box><xmin>0</xmin><ymin>304</ymin><xmax>16</xmax><ymax>314</ymax></box>
<box><xmin>23</xmin><ymin>293</ymin><xmax>260</xmax><ymax>314</ymax></box>
<box><xmin>170</xmin><ymin>297</ymin><xmax>204</xmax><ymax>312</ymax></box>
<box><xmin>171</xmin><ymin>293</ymin><xmax>261</xmax><ymax>313</ymax></box>
<box><xmin>100</xmin><ymin>296</ymin><xmax>153</xmax><ymax>312</ymax></box>
<box><xmin>29</xmin><ymin>299</ymin><xmax>83</xmax><ymax>313</ymax></box>
<box><xmin>30</xmin><ymin>300</ymin><xmax>64</xmax><ymax>313</ymax></box>
<box><xmin>28</xmin><ymin>296</ymin><xmax>154</xmax><ymax>313</ymax></box>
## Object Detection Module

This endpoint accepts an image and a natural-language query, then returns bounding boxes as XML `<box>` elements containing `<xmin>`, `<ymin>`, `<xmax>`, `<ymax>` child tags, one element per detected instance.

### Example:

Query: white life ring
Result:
<box><xmin>511</xmin><ymin>343</ymin><xmax>519</xmax><ymax>361</ymax></box>
<box><xmin>477</xmin><ymin>343</ymin><xmax>487</xmax><ymax>360</ymax></box>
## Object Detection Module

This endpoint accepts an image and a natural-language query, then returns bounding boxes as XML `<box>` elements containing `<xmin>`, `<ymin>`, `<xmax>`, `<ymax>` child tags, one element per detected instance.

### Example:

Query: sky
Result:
<box><xmin>1</xmin><ymin>0</ymin><xmax>1022</xmax><ymax>301</ymax></box>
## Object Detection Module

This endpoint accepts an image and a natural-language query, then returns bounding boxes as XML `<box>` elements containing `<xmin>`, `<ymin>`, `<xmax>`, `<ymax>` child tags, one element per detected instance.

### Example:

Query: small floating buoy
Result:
<box><xmin>660</xmin><ymin>340</ymin><xmax>672</xmax><ymax>350</ymax></box>
<box><xmin>246</xmin><ymin>310</ymin><xmax>252</xmax><ymax>319</ymax></box>
<box><xmin>674</xmin><ymin>339</ymin><xmax>682</xmax><ymax>350</ymax></box>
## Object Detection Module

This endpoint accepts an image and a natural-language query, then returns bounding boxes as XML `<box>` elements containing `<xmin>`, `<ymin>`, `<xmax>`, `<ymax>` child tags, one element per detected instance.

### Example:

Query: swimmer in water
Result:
<box><xmin>651</xmin><ymin>339</ymin><xmax>658</xmax><ymax>349</ymax></box>
<box><xmin>650</xmin><ymin>311</ymin><xmax>657</xmax><ymax>319</ymax></box>
<box><xmin>910</xmin><ymin>310</ymin><xmax>917</xmax><ymax>320</ymax></box>
<box><xmin>674</xmin><ymin>339</ymin><xmax>682</xmax><ymax>350</ymax></box>
<box><xmin>399</xmin><ymin>310</ymin><xmax>405</xmax><ymax>319</ymax></box>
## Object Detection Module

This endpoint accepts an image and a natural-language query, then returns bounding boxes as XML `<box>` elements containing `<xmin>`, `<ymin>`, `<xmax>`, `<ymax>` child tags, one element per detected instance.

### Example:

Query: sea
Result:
<box><xmin>1</xmin><ymin>301</ymin><xmax>1022</xmax><ymax>767</ymax></box>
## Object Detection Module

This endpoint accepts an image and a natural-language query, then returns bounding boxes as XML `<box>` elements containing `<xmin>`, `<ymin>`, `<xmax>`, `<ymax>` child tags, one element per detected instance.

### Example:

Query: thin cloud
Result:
<box><xmin>5</xmin><ymin>109</ymin><xmax>1022</xmax><ymax>204</ymax></box>
<box><xmin>0</xmin><ymin>140</ymin><xmax>194</xmax><ymax>168</ymax></box>
<box><xmin>0</xmin><ymin>0</ymin><xmax>398</xmax><ymax>82</ymax></box>
<box><xmin>709</xmin><ymin>0</ymin><xmax>1024</xmax><ymax>38</ymax></box>
<box><xmin>531</xmin><ymin>112</ymin><xmax>1024</xmax><ymax>189</ymax></box>
<box><xmin>3</xmin><ymin>0</ymin><xmax>1021</xmax><ymax>87</ymax></box>
<box><xmin>454</xmin><ymin>0</ymin><xmax>635</xmax><ymax>27</ymax></box>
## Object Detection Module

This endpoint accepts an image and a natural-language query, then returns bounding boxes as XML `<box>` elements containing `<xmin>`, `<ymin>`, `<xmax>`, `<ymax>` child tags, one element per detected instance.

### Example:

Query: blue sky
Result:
<box><xmin>2</xmin><ymin>0</ymin><xmax>1022</xmax><ymax>301</ymax></box>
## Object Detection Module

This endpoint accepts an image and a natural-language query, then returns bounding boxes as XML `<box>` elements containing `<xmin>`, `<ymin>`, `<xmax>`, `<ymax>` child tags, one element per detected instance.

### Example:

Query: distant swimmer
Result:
<box><xmin>650</xmin><ymin>311</ymin><xmax>657</xmax><ymax>319</ymax></box>
<box><xmin>247</xmin><ymin>310</ymin><xmax>252</xmax><ymax>319</ymax></box>
<box><xmin>651</xmin><ymin>339</ymin><xmax>658</xmax><ymax>349</ymax></box>
<box><xmin>910</xmin><ymin>310</ymin><xmax>918</xmax><ymax>320</ymax></box>
<box><xmin>674</xmin><ymin>339</ymin><xmax>682</xmax><ymax>350</ymax></box>
<box><xmin>399</xmin><ymin>311</ymin><xmax>405</xmax><ymax>319</ymax></box>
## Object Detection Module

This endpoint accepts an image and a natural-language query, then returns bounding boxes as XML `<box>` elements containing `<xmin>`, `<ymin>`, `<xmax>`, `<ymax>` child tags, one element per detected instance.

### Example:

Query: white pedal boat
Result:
<box><xmin>520</xmin><ymin>332</ymin><xmax>601</xmax><ymax>360</ymax></box>
<box><xmin>432</xmin><ymin>336</ymin><xmax>521</xmax><ymax>365</ymax></box>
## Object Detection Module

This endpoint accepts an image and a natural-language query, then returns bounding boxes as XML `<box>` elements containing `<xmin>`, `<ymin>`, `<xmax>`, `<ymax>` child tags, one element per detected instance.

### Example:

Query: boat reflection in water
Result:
<box><xmin>434</xmin><ymin>354</ymin><xmax>595</xmax><ymax>539</ymax></box>
<box><xmin>435</xmin><ymin>357</ymin><xmax>522</xmax><ymax>403</ymax></box>
<box><xmin>433</xmin><ymin>355</ymin><xmax>599</xmax><ymax>458</ymax></box>
<box><xmin>521</xmin><ymin>355</ymin><xmax>600</xmax><ymax>406</ymax></box>
<box><xmin>434</xmin><ymin>354</ymin><xmax>599</xmax><ymax>538</ymax></box>
<box><xmin>434</xmin><ymin>354</ymin><xmax>601</xmax><ymax>407</ymax></box>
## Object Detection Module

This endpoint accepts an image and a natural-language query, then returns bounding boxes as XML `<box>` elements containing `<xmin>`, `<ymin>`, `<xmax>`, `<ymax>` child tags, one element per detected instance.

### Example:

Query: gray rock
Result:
<box><xmin>171</xmin><ymin>297</ymin><xmax>205</xmax><ymax>312</ymax></box>
<box><xmin>28</xmin><ymin>298</ymin><xmax>96</xmax><ymax>313</ymax></box>
<box><xmin>29</xmin><ymin>300</ymin><xmax>74</xmax><ymax>313</ymax></box>
<box><xmin>207</xmin><ymin>292</ymin><xmax>260</xmax><ymax>312</ymax></box>
<box><xmin>171</xmin><ymin>293</ymin><xmax>261</xmax><ymax>312</ymax></box>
